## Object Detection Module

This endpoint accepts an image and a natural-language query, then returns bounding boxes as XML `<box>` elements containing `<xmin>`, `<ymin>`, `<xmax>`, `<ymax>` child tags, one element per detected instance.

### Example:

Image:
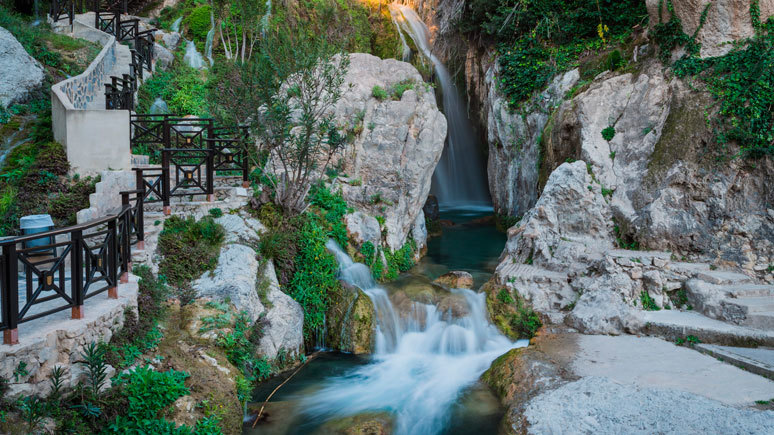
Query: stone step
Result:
<box><xmin>727</xmin><ymin>296</ymin><xmax>774</xmax><ymax>313</ymax></box>
<box><xmin>496</xmin><ymin>262</ymin><xmax>568</xmax><ymax>284</ymax></box>
<box><xmin>694</xmin><ymin>344</ymin><xmax>774</xmax><ymax>379</ymax></box>
<box><xmin>725</xmin><ymin>284</ymin><xmax>774</xmax><ymax>298</ymax></box>
<box><xmin>607</xmin><ymin>249</ymin><xmax>671</xmax><ymax>260</ymax></box>
<box><xmin>745</xmin><ymin>312</ymin><xmax>774</xmax><ymax>331</ymax></box>
<box><xmin>697</xmin><ymin>270</ymin><xmax>754</xmax><ymax>285</ymax></box>
<box><xmin>670</xmin><ymin>261</ymin><xmax>711</xmax><ymax>276</ymax></box>
<box><xmin>640</xmin><ymin>310</ymin><xmax>774</xmax><ymax>347</ymax></box>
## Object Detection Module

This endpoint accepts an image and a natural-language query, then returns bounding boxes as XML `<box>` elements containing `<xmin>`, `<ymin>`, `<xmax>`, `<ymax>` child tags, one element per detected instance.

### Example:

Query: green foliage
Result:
<box><xmin>461</xmin><ymin>0</ymin><xmax>646</xmax><ymax>107</ymax></box>
<box><xmin>639</xmin><ymin>291</ymin><xmax>660</xmax><ymax>311</ymax></box>
<box><xmin>308</xmin><ymin>184</ymin><xmax>351</xmax><ymax>246</ymax></box>
<box><xmin>158</xmin><ymin>216</ymin><xmax>225</xmax><ymax>287</ymax></box>
<box><xmin>497</xmin><ymin>288</ymin><xmax>515</xmax><ymax>304</ymax></box>
<box><xmin>675</xmin><ymin>334</ymin><xmax>701</xmax><ymax>346</ymax></box>
<box><xmin>112</xmin><ymin>366</ymin><xmax>190</xmax><ymax>424</ymax></box>
<box><xmin>289</xmin><ymin>218</ymin><xmax>341</xmax><ymax>339</ymax></box>
<box><xmin>209</xmin><ymin>208</ymin><xmax>224</xmax><ymax>218</ymax></box>
<box><xmin>606</xmin><ymin>49</ymin><xmax>625</xmax><ymax>70</ymax></box>
<box><xmin>13</xmin><ymin>361</ymin><xmax>29</xmax><ymax>382</ymax></box>
<box><xmin>371</xmin><ymin>85</ymin><xmax>389</xmax><ymax>101</ymax></box>
<box><xmin>601</xmin><ymin>126</ymin><xmax>616</xmax><ymax>141</ymax></box>
<box><xmin>392</xmin><ymin>79</ymin><xmax>416</xmax><ymax>99</ymax></box>
<box><xmin>78</xmin><ymin>342</ymin><xmax>109</xmax><ymax>397</ymax></box>
<box><xmin>359</xmin><ymin>241</ymin><xmax>376</xmax><ymax>266</ymax></box>
<box><xmin>137</xmin><ymin>61</ymin><xmax>209</xmax><ymax>118</ymax></box>
<box><xmin>186</xmin><ymin>5</ymin><xmax>213</xmax><ymax>44</ymax></box>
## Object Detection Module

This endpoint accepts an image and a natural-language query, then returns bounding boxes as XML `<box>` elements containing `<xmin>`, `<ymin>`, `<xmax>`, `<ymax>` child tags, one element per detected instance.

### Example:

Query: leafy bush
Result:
<box><xmin>308</xmin><ymin>183</ymin><xmax>350</xmax><ymax>246</ymax></box>
<box><xmin>158</xmin><ymin>216</ymin><xmax>225</xmax><ymax>287</ymax></box>
<box><xmin>359</xmin><ymin>241</ymin><xmax>376</xmax><ymax>266</ymax></box>
<box><xmin>601</xmin><ymin>126</ymin><xmax>616</xmax><ymax>141</ymax></box>
<box><xmin>185</xmin><ymin>5</ymin><xmax>213</xmax><ymax>44</ymax></box>
<box><xmin>288</xmin><ymin>219</ymin><xmax>341</xmax><ymax>339</ymax></box>
<box><xmin>208</xmin><ymin>208</ymin><xmax>223</xmax><ymax>218</ymax></box>
<box><xmin>639</xmin><ymin>290</ymin><xmax>660</xmax><ymax>311</ymax></box>
<box><xmin>137</xmin><ymin>62</ymin><xmax>209</xmax><ymax>118</ymax></box>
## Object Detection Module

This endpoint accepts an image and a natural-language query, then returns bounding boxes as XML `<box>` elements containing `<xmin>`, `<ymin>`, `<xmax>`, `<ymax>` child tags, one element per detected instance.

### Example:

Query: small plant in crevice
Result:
<box><xmin>675</xmin><ymin>335</ymin><xmax>701</xmax><ymax>347</ymax></box>
<box><xmin>371</xmin><ymin>85</ymin><xmax>388</xmax><ymax>101</ymax></box>
<box><xmin>13</xmin><ymin>361</ymin><xmax>29</xmax><ymax>382</ymax></box>
<box><xmin>601</xmin><ymin>125</ymin><xmax>616</xmax><ymax>141</ymax></box>
<box><xmin>639</xmin><ymin>291</ymin><xmax>661</xmax><ymax>311</ymax></box>
<box><xmin>209</xmin><ymin>208</ymin><xmax>223</xmax><ymax>218</ymax></box>
<box><xmin>20</xmin><ymin>395</ymin><xmax>46</xmax><ymax>432</ymax></box>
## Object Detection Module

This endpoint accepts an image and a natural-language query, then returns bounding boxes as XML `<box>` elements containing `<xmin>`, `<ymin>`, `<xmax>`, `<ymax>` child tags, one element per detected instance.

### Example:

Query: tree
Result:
<box><xmin>213</xmin><ymin>0</ymin><xmax>265</xmax><ymax>63</ymax></box>
<box><xmin>209</xmin><ymin>26</ymin><xmax>350</xmax><ymax>215</ymax></box>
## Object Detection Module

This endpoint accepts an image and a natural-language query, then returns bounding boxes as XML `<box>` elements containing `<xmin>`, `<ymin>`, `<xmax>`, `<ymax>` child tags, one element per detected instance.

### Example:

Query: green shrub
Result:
<box><xmin>391</xmin><ymin>79</ymin><xmax>415</xmax><ymax>99</ymax></box>
<box><xmin>208</xmin><ymin>208</ymin><xmax>223</xmax><ymax>218</ymax></box>
<box><xmin>288</xmin><ymin>219</ymin><xmax>341</xmax><ymax>339</ymax></box>
<box><xmin>371</xmin><ymin>85</ymin><xmax>388</xmax><ymax>100</ymax></box>
<box><xmin>185</xmin><ymin>5</ymin><xmax>212</xmax><ymax>43</ymax></box>
<box><xmin>359</xmin><ymin>241</ymin><xmax>376</xmax><ymax>266</ymax></box>
<box><xmin>308</xmin><ymin>184</ymin><xmax>350</xmax><ymax>246</ymax></box>
<box><xmin>639</xmin><ymin>290</ymin><xmax>660</xmax><ymax>311</ymax></box>
<box><xmin>158</xmin><ymin>216</ymin><xmax>224</xmax><ymax>287</ymax></box>
<box><xmin>601</xmin><ymin>126</ymin><xmax>616</xmax><ymax>141</ymax></box>
<box><xmin>606</xmin><ymin>49</ymin><xmax>624</xmax><ymax>70</ymax></box>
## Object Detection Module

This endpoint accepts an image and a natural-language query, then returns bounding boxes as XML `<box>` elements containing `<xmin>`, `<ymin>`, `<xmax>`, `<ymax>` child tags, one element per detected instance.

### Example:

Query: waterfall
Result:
<box><xmin>391</xmin><ymin>4</ymin><xmax>491</xmax><ymax>208</ymax></box>
<box><xmin>149</xmin><ymin>98</ymin><xmax>169</xmax><ymax>114</ymax></box>
<box><xmin>183</xmin><ymin>39</ymin><xmax>206</xmax><ymax>69</ymax></box>
<box><xmin>388</xmin><ymin>6</ymin><xmax>411</xmax><ymax>62</ymax></box>
<box><xmin>260</xmin><ymin>0</ymin><xmax>272</xmax><ymax>36</ymax></box>
<box><xmin>204</xmin><ymin>10</ymin><xmax>215</xmax><ymax>66</ymax></box>
<box><xmin>171</xmin><ymin>17</ymin><xmax>182</xmax><ymax>33</ymax></box>
<box><xmin>301</xmin><ymin>241</ymin><xmax>526</xmax><ymax>434</ymax></box>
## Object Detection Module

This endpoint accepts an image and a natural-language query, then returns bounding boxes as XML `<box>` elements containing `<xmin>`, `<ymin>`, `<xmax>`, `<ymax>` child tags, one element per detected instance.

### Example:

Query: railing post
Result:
<box><xmin>136</xmin><ymin>172</ymin><xmax>145</xmax><ymax>249</ymax></box>
<box><xmin>241</xmin><ymin>128</ymin><xmax>250</xmax><ymax>187</ymax></box>
<box><xmin>94</xmin><ymin>0</ymin><xmax>99</xmax><ymax>29</ymax></box>
<box><xmin>107</xmin><ymin>218</ymin><xmax>118</xmax><ymax>299</ymax></box>
<box><xmin>206</xmin><ymin>149</ymin><xmax>215</xmax><ymax>202</ymax></box>
<box><xmin>2</xmin><ymin>244</ymin><xmax>19</xmax><ymax>345</ymax></box>
<box><xmin>120</xmin><ymin>193</ymin><xmax>130</xmax><ymax>283</ymax></box>
<box><xmin>70</xmin><ymin>230</ymin><xmax>84</xmax><ymax>319</ymax></box>
<box><xmin>162</xmin><ymin>149</ymin><xmax>171</xmax><ymax>215</ymax></box>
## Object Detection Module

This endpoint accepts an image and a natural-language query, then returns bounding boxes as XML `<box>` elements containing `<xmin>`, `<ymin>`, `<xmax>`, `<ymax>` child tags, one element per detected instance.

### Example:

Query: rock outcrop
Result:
<box><xmin>0</xmin><ymin>26</ymin><xmax>45</xmax><ymax>108</ymax></box>
<box><xmin>193</xmin><ymin>213</ymin><xmax>304</xmax><ymax>359</ymax></box>
<box><xmin>326</xmin><ymin>282</ymin><xmax>375</xmax><ymax>354</ymax></box>
<box><xmin>335</xmin><ymin>53</ymin><xmax>447</xmax><ymax>252</ymax></box>
<box><xmin>646</xmin><ymin>0</ymin><xmax>774</xmax><ymax>58</ymax></box>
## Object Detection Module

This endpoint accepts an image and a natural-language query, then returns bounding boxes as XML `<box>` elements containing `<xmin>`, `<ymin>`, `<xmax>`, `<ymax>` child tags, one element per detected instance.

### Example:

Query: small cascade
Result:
<box><xmin>0</xmin><ymin>116</ymin><xmax>35</xmax><ymax>168</ymax></box>
<box><xmin>31</xmin><ymin>0</ymin><xmax>41</xmax><ymax>26</ymax></box>
<box><xmin>171</xmin><ymin>17</ymin><xmax>182</xmax><ymax>33</ymax></box>
<box><xmin>391</xmin><ymin>4</ymin><xmax>491</xmax><ymax>208</ymax></box>
<box><xmin>306</xmin><ymin>240</ymin><xmax>525</xmax><ymax>434</ymax></box>
<box><xmin>388</xmin><ymin>6</ymin><xmax>411</xmax><ymax>62</ymax></box>
<box><xmin>260</xmin><ymin>0</ymin><xmax>272</xmax><ymax>36</ymax></box>
<box><xmin>149</xmin><ymin>98</ymin><xmax>169</xmax><ymax>114</ymax></box>
<box><xmin>204</xmin><ymin>10</ymin><xmax>215</xmax><ymax>66</ymax></box>
<box><xmin>183</xmin><ymin>39</ymin><xmax>206</xmax><ymax>69</ymax></box>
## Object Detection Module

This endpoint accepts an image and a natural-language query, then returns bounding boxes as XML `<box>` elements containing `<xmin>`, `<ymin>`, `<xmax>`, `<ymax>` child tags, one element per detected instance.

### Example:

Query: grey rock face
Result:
<box><xmin>153</xmin><ymin>43</ymin><xmax>174</xmax><ymax>71</ymax></box>
<box><xmin>336</xmin><ymin>53</ymin><xmax>447</xmax><ymax>251</ymax></box>
<box><xmin>193</xmin><ymin>244</ymin><xmax>264</xmax><ymax>321</ymax></box>
<box><xmin>345</xmin><ymin>211</ymin><xmax>382</xmax><ymax>248</ymax></box>
<box><xmin>257</xmin><ymin>262</ymin><xmax>304</xmax><ymax>359</ymax></box>
<box><xmin>646</xmin><ymin>0</ymin><xmax>774</xmax><ymax>58</ymax></box>
<box><xmin>0</xmin><ymin>26</ymin><xmax>45</xmax><ymax>108</ymax></box>
<box><xmin>485</xmin><ymin>66</ymin><xmax>579</xmax><ymax>217</ymax></box>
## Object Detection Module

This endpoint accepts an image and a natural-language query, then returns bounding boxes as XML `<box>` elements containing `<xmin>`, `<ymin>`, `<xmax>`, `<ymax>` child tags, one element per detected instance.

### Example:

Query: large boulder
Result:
<box><xmin>326</xmin><ymin>282</ymin><xmax>375</xmax><ymax>354</ymax></box>
<box><xmin>257</xmin><ymin>262</ymin><xmax>304</xmax><ymax>359</ymax></box>
<box><xmin>193</xmin><ymin>244</ymin><xmax>264</xmax><ymax>321</ymax></box>
<box><xmin>335</xmin><ymin>53</ymin><xmax>447</xmax><ymax>251</ymax></box>
<box><xmin>0</xmin><ymin>26</ymin><xmax>45</xmax><ymax>108</ymax></box>
<box><xmin>646</xmin><ymin>0</ymin><xmax>774</xmax><ymax>58</ymax></box>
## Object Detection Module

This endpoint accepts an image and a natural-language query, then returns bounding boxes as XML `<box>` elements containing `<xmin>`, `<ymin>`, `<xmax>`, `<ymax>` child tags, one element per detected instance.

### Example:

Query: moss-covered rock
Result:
<box><xmin>326</xmin><ymin>282</ymin><xmax>375</xmax><ymax>354</ymax></box>
<box><xmin>316</xmin><ymin>411</ymin><xmax>394</xmax><ymax>435</ymax></box>
<box><xmin>481</xmin><ymin>332</ymin><xmax>577</xmax><ymax>434</ymax></box>
<box><xmin>483</xmin><ymin>280</ymin><xmax>542</xmax><ymax>340</ymax></box>
<box><xmin>433</xmin><ymin>271</ymin><xmax>474</xmax><ymax>289</ymax></box>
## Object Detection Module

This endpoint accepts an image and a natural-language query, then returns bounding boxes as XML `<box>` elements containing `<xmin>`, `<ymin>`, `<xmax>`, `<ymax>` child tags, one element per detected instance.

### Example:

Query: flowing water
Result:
<box><xmin>245</xmin><ymin>209</ymin><xmax>518</xmax><ymax>434</ymax></box>
<box><xmin>183</xmin><ymin>39</ymin><xmax>206</xmax><ymax>69</ymax></box>
<box><xmin>205</xmin><ymin>10</ymin><xmax>216</xmax><ymax>66</ymax></box>
<box><xmin>149</xmin><ymin>98</ymin><xmax>169</xmax><ymax>115</ymax></box>
<box><xmin>171</xmin><ymin>17</ymin><xmax>183</xmax><ymax>33</ymax></box>
<box><xmin>390</xmin><ymin>4</ymin><xmax>490</xmax><ymax>208</ymax></box>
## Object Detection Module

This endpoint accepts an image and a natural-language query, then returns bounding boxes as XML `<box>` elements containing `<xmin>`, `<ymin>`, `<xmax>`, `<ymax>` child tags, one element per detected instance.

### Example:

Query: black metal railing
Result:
<box><xmin>105</xmin><ymin>74</ymin><xmax>135</xmax><ymax>110</ymax></box>
<box><xmin>50</xmin><ymin>0</ymin><xmax>75</xmax><ymax>25</ymax></box>
<box><xmin>0</xmin><ymin>185</ymin><xmax>144</xmax><ymax>345</ymax></box>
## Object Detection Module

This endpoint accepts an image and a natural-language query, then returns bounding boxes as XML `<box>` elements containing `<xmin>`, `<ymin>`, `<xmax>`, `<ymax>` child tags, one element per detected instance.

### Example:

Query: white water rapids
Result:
<box><xmin>298</xmin><ymin>241</ymin><xmax>526</xmax><ymax>434</ymax></box>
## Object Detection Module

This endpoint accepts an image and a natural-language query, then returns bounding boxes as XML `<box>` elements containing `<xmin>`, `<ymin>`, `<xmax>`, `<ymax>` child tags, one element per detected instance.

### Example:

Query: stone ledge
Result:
<box><xmin>0</xmin><ymin>275</ymin><xmax>139</xmax><ymax>400</ymax></box>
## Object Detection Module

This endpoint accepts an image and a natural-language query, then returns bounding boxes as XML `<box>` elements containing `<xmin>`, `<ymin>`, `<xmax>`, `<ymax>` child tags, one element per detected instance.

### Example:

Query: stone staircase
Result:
<box><xmin>497</xmin><ymin>247</ymin><xmax>774</xmax><ymax>345</ymax></box>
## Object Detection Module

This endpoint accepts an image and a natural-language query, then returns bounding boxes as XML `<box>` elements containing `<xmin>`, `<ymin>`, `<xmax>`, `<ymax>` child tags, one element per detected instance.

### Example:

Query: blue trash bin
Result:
<box><xmin>20</xmin><ymin>214</ymin><xmax>55</xmax><ymax>255</ymax></box>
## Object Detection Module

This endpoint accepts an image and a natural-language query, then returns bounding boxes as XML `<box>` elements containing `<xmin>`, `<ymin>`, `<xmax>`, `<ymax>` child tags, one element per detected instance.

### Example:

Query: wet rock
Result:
<box><xmin>316</xmin><ymin>411</ymin><xmax>394</xmax><ymax>435</ymax></box>
<box><xmin>345</xmin><ymin>211</ymin><xmax>382</xmax><ymax>248</ymax></box>
<box><xmin>326</xmin><ymin>282</ymin><xmax>375</xmax><ymax>354</ymax></box>
<box><xmin>423</xmin><ymin>194</ymin><xmax>440</xmax><ymax>221</ymax></box>
<box><xmin>0</xmin><ymin>26</ymin><xmax>45</xmax><ymax>108</ymax></box>
<box><xmin>434</xmin><ymin>271</ymin><xmax>474</xmax><ymax>289</ymax></box>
